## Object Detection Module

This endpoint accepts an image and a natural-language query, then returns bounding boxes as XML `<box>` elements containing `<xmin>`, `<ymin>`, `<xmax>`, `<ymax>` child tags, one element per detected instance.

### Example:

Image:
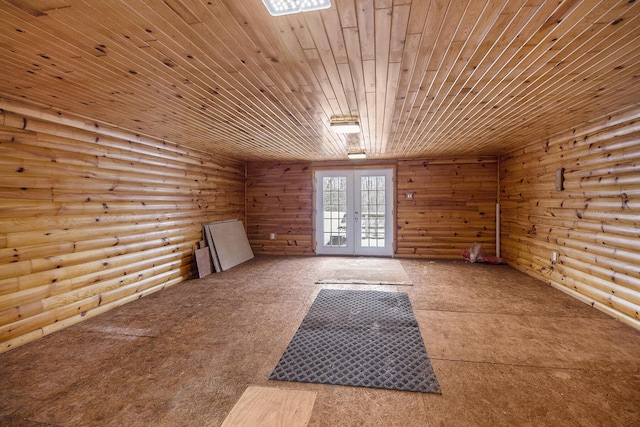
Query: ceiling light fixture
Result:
<box><xmin>262</xmin><ymin>0</ymin><xmax>331</xmax><ymax>16</ymax></box>
<box><xmin>330</xmin><ymin>116</ymin><xmax>360</xmax><ymax>134</ymax></box>
<box><xmin>347</xmin><ymin>151</ymin><xmax>366</xmax><ymax>160</ymax></box>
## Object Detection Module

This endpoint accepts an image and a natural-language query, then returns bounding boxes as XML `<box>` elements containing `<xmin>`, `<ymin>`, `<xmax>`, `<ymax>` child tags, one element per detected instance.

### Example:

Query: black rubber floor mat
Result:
<box><xmin>269</xmin><ymin>289</ymin><xmax>440</xmax><ymax>394</ymax></box>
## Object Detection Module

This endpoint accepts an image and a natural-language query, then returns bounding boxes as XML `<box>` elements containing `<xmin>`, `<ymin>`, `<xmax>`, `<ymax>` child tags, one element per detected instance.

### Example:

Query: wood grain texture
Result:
<box><xmin>246</xmin><ymin>163</ymin><xmax>315</xmax><ymax>255</ymax></box>
<box><xmin>2</xmin><ymin>256</ymin><xmax>640</xmax><ymax>426</ymax></box>
<box><xmin>221</xmin><ymin>386</ymin><xmax>316</xmax><ymax>427</ymax></box>
<box><xmin>246</xmin><ymin>158</ymin><xmax>498</xmax><ymax>259</ymax></box>
<box><xmin>500</xmin><ymin>106</ymin><xmax>640</xmax><ymax>330</ymax></box>
<box><xmin>397</xmin><ymin>158</ymin><xmax>498</xmax><ymax>259</ymax></box>
<box><xmin>0</xmin><ymin>103</ymin><xmax>245</xmax><ymax>352</ymax></box>
<box><xmin>0</xmin><ymin>0</ymin><xmax>637</xmax><ymax>162</ymax></box>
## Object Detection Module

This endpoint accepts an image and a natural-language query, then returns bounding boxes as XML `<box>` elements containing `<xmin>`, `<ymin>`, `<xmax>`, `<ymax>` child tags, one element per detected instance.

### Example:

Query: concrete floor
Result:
<box><xmin>1</xmin><ymin>256</ymin><xmax>639</xmax><ymax>426</ymax></box>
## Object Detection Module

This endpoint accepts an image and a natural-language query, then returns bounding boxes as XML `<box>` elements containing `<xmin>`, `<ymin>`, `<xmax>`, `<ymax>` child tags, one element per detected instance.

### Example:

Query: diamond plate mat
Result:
<box><xmin>269</xmin><ymin>289</ymin><xmax>440</xmax><ymax>394</ymax></box>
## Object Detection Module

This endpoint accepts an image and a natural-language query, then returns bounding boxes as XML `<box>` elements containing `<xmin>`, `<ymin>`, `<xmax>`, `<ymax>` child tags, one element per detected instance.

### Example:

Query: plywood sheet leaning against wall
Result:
<box><xmin>0</xmin><ymin>100</ymin><xmax>246</xmax><ymax>353</ymax></box>
<box><xmin>500</xmin><ymin>106</ymin><xmax>640</xmax><ymax>331</ymax></box>
<box><xmin>246</xmin><ymin>163</ymin><xmax>314</xmax><ymax>255</ymax></box>
<box><xmin>205</xmin><ymin>220</ymin><xmax>254</xmax><ymax>271</ymax></box>
<box><xmin>396</xmin><ymin>158</ymin><xmax>498</xmax><ymax>259</ymax></box>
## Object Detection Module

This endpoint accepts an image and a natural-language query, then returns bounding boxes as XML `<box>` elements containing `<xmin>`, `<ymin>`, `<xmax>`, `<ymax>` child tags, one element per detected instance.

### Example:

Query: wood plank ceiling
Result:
<box><xmin>0</xmin><ymin>0</ymin><xmax>638</xmax><ymax>162</ymax></box>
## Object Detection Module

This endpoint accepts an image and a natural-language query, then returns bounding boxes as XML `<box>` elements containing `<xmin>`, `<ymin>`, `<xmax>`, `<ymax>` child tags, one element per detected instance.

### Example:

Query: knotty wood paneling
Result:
<box><xmin>500</xmin><ymin>107</ymin><xmax>640</xmax><ymax>330</ymax></box>
<box><xmin>397</xmin><ymin>158</ymin><xmax>498</xmax><ymax>259</ymax></box>
<box><xmin>247</xmin><ymin>158</ymin><xmax>498</xmax><ymax>259</ymax></box>
<box><xmin>0</xmin><ymin>103</ymin><xmax>245</xmax><ymax>352</ymax></box>
<box><xmin>246</xmin><ymin>163</ymin><xmax>314</xmax><ymax>255</ymax></box>
<box><xmin>0</xmin><ymin>1</ymin><xmax>638</xmax><ymax>162</ymax></box>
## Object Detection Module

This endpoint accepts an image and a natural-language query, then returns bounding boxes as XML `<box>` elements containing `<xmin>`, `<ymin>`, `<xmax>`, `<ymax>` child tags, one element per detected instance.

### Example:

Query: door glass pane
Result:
<box><xmin>323</xmin><ymin>176</ymin><xmax>347</xmax><ymax>247</ymax></box>
<box><xmin>360</xmin><ymin>175</ymin><xmax>385</xmax><ymax>247</ymax></box>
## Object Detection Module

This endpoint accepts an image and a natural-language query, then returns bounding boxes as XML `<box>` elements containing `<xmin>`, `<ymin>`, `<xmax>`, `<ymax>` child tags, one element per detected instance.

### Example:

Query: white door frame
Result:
<box><xmin>315</xmin><ymin>168</ymin><xmax>394</xmax><ymax>256</ymax></box>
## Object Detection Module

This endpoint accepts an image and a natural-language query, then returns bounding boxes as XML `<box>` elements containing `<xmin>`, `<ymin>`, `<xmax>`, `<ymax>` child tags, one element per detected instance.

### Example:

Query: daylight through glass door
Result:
<box><xmin>315</xmin><ymin>169</ymin><xmax>393</xmax><ymax>256</ymax></box>
<box><xmin>322</xmin><ymin>176</ymin><xmax>347</xmax><ymax>248</ymax></box>
<box><xmin>359</xmin><ymin>175</ymin><xmax>386</xmax><ymax>248</ymax></box>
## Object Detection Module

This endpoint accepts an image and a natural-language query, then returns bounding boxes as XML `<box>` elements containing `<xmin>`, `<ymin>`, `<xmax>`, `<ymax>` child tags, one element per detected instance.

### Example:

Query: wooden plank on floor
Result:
<box><xmin>221</xmin><ymin>386</ymin><xmax>317</xmax><ymax>427</ymax></box>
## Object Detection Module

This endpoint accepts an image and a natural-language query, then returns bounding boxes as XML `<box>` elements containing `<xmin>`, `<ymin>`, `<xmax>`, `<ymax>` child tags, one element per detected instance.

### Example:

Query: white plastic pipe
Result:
<box><xmin>496</xmin><ymin>203</ymin><xmax>501</xmax><ymax>258</ymax></box>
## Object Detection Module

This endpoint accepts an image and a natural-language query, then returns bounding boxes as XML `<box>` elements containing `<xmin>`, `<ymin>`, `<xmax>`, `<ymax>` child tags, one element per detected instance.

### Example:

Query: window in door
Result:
<box><xmin>315</xmin><ymin>169</ymin><xmax>393</xmax><ymax>256</ymax></box>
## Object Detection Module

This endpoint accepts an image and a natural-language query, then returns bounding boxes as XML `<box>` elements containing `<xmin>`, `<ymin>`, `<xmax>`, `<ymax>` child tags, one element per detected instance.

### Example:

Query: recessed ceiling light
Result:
<box><xmin>330</xmin><ymin>121</ymin><xmax>360</xmax><ymax>134</ymax></box>
<box><xmin>330</xmin><ymin>116</ymin><xmax>360</xmax><ymax>134</ymax></box>
<box><xmin>262</xmin><ymin>0</ymin><xmax>331</xmax><ymax>16</ymax></box>
<box><xmin>347</xmin><ymin>151</ymin><xmax>366</xmax><ymax>160</ymax></box>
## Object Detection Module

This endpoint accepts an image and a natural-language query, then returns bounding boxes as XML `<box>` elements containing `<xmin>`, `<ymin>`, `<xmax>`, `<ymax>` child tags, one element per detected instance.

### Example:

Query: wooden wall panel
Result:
<box><xmin>246</xmin><ymin>163</ymin><xmax>314</xmax><ymax>255</ymax></box>
<box><xmin>500</xmin><ymin>107</ymin><xmax>640</xmax><ymax>330</ymax></box>
<box><xmin>0</xmin><ymin>104</ymin><xmax>245</xmax><ymax>353</ymax></box>
<box><xmin>397</xmin><ymin>158</ymin><xmax>498</xmax><ymax>259</ymax></box>
<box><xmin>246</xmin><ymin>158</ymin><xmax>498</xmax><ymax>259</ymax></box>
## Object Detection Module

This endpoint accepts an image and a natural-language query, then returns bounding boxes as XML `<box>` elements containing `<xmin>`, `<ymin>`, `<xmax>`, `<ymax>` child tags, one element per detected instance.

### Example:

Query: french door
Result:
<box><xmin>315</xmin><ymin>169</ymin><xmax>394</xmax><ymax>256</ymax></box>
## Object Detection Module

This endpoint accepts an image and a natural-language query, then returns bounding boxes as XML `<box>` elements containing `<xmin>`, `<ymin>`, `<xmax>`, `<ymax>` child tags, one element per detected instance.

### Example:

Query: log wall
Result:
<box><xmin>247</xmin><ymin>158</ymin><xmax>498</xmax><ymax>259</ymax></box>
<box><xmin>397</xmin><ymin>158</ymin><xmax>498</xmax><ymax>259</ymax></box>
<box><xmin>0</xmin><ymin>102</ymin><xmax>245</xmax><ymax>353</ymax></box>
<box><xmin>246</xmin><ymin>163</ymin><xmax>314</xmax><ymax>255</ymax></box>
<box><xmin>500</xmin><ymin>107</ymin><xmax>640</xmax><ymax>330</ymax></box>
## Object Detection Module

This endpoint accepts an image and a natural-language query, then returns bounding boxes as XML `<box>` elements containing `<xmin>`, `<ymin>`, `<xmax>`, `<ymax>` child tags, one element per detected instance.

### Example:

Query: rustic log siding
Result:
<box><xmin>396</xmin><ymin>158</ymin><xmax>498</xmax><ymax>259</ymax></box>
<box><xmin>0</xmin><ymin>105</ymin><xmax>245</xmax><ymax>352</ymax></box>
<box><xmin>246</xmin><ymin>159</ymin><xmax>498</xmax><ymax>259</ymax></box>
<box><xmin>246</xmin><ymin>163</ymin><xmax>314</xmax><ymax>255</ymax></box>
<box><xmin>500</xmin><ymin>108</ymin><xmax>640</xmax><ymax>330</ymax></box>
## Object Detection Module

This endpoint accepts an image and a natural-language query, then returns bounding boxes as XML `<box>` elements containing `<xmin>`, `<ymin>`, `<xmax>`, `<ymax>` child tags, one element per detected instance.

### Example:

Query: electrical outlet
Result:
<box><xmin>269</xmin><ymin>233</ymin><xmax>277</xmax><ymax>240</ymax></box>
<box><xmin>406</xmin><ymin>192</ymin><xmax>414</xmax><ymax>200</ymax></box>
<box><xmin>552</xmin><ymin>250</ymin><xmax>558</xmax><ymax>264</ymax></box>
